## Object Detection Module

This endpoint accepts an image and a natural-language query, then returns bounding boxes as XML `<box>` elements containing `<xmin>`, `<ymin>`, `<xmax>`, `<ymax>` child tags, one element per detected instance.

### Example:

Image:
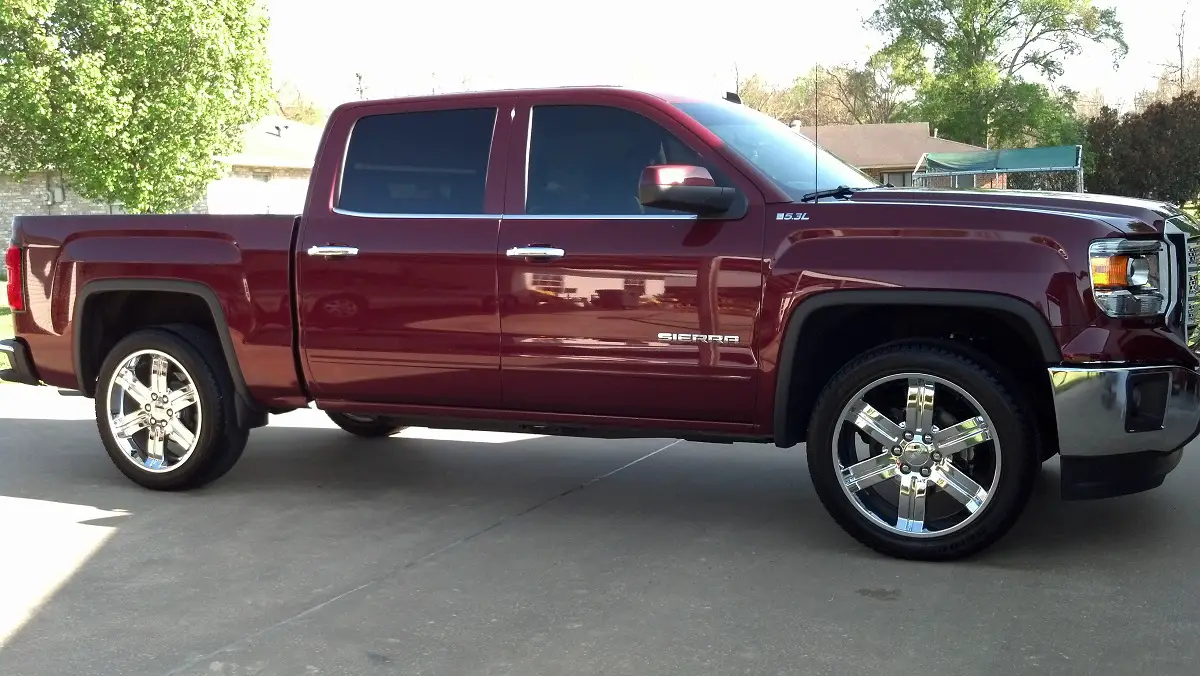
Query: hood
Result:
<box><xmin>849</xmin><ymin>188</ymin><xmax>1198</xmax><ymax>235</ymax></box>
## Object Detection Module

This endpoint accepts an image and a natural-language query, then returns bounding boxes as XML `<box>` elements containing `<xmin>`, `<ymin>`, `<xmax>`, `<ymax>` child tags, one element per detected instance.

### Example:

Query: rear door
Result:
<box><xmin>497</xmin><ymin>95</ymin><xmax>767</xmax><ymax>423</ymax></box>
<box><xmin>297</xmin><ymin>97</ymin><xmax>512</xmax><ymax>408</ymax></box>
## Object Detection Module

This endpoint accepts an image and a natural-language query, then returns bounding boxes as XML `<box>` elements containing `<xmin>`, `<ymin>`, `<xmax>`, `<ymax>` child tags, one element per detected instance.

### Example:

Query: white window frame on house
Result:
<box><xmin>881</xmin><ymin>171</ymin><xmax>914</xmax><ymax>187</ymax></box>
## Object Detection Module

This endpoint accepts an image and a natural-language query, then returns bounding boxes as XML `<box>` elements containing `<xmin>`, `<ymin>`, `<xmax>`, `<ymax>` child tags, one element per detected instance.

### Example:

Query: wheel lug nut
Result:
<box><xmin>923</xmin><ymin>434</ymin><xmax>933</xmax><ymax>443</ymax></box>
<box><xmin>931</xmin><ymin>452</ymin><xmax>942</xmax><ymax>462</ymax></box>
<box><xmin>903</xmin><ymin>432</ymin><xmax>914</xmax><ymax>441</ymax></box>
<box><xmin>891</xmin><ymin>446</ymin><xmax>902</xmax><ymax>456</ymax></box>
<box><xmin>920</xmin><ymin>468</ymin><xmax>931</xmax><ymax>477</ymax></box>
<box><xmin>144</xmin><ymin>404</ymin><xmax>151</xmax><ymax>412</ymax></box>
<box><xmin>900</xmin><ymin>464</ymin><xmax>911</xmax><ymax>474</ymax></box>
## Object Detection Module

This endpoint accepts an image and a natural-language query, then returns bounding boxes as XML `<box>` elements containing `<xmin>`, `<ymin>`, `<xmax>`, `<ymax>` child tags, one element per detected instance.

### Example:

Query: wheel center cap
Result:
<box><xmin>901</xmin><ymin>442</ymin><xmax>932</xmax><ymax>467</ymax></box>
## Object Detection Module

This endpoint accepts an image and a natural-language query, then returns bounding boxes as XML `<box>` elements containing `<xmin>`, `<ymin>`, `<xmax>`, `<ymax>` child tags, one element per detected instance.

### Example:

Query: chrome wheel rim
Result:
<box><xmin>105</xmin><ymin>349</ymin><xmax>202</xmax><ymax>473</ymax></box>
<box><xmin>833</xmin><ymin>373</ymin><xmax>1000</xmax><ymax>539</ymax></box>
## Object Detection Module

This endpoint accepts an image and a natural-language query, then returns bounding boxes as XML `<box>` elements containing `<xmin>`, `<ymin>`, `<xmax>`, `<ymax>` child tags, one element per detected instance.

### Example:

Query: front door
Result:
<box><xmin>297</xmin><ymin>102</ymin><xmax>510</xmax><ymax>408</ymax></box>
<box><xmin>497</xmin><ymin>101</ymin><xmax>766</xmax><ymax>423</ymax></box>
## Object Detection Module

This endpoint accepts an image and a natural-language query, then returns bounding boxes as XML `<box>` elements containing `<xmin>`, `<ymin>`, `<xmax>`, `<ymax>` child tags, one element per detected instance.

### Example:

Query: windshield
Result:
<box><xmin>674</xmin><ymin>100</ymin><xmax>878</xmax><ymax>201</ymax></box>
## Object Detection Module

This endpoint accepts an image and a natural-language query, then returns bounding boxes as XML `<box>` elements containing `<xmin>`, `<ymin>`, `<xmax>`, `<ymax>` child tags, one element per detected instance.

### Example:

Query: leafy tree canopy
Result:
<box><xmin>1085</xmin><ymin>92</ymin><xmax>1200</xmax><ymax>206</ymax></box>
<box><xmin>869</xmin><ymin>0</ymin><xmax>1126</xmax><ymax>147</ymax></box>
<box><xmin>0</xmin><ymin>0</ymin><xmax>273</xmax><ymax>212</ymax></box>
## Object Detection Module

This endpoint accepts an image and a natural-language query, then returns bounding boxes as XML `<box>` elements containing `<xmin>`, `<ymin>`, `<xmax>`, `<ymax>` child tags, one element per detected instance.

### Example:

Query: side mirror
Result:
<box><xmin>637</xmin><ymin>165</ymin><xmax>737</xmax><ymax>216</ymax></box>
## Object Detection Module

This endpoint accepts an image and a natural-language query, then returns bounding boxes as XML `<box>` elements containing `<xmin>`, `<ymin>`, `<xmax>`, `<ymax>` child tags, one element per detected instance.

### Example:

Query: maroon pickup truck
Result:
<box><xmin>4</xmin><ymin>87</ymin><xmax>1200</xmax><ymax>560</ymax></box>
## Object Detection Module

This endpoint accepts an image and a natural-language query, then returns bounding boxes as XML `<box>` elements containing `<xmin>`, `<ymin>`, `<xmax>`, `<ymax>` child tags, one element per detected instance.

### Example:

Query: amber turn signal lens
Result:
<box><xmin>1090</xmin><ymin>255</ymin><xmax>1131</xmax><ymax>289</ymax></box>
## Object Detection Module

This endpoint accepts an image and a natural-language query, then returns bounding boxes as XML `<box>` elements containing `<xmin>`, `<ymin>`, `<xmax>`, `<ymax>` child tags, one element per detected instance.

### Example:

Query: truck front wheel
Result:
<box><xmin>806</xmin><ymin>342</ymin><xmax>1038</xmax><ymax>561</ymax></box>
<box><xmin>325</xmin><ymin>412</ymin><xmax>407</xmax><ymax>438</ymax></box>
<box><xmin>94</xmin><ymin>327</ymin><xmax>250</xmax><ymax>491</ymax></box>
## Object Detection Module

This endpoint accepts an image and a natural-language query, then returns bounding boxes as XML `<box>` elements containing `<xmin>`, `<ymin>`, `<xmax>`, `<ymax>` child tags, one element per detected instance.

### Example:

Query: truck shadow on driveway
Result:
<box><xmin>0</xmin><ymin>416</ymin><xmax>1184</xmax><ymax>565</ymax></box>
<box><xmin>1</xmin><ymin>416</ymin><xmax>1195</xmax><ymax>675</ymax></box>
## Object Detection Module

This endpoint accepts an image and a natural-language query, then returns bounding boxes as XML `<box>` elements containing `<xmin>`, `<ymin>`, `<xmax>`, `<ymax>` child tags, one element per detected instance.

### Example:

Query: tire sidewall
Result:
<box><xmin>326</xmin><ymin>411</ymin><xmax>406</xmax><ymax>438</ymax></box>
<box><xmin>95</xmin><ymin>329</ymin><xmax>231</xmax><ymax>490</ymax></box>
<box><xmin>807</xmin><ymin>345</ymin><xmax>1037</xmax><ymax>560</ymax></box>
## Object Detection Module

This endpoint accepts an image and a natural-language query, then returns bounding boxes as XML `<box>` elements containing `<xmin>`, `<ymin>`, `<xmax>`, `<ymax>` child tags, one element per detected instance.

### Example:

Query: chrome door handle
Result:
<box><xmin>506</xmin><ymin>246</ymin><xmax>565</xmax><ymax>259</ymax></box>
<box><xmin>307</xmin><ymin>245</ymin><xmax>359</xmax><ymax>258</ymax></box>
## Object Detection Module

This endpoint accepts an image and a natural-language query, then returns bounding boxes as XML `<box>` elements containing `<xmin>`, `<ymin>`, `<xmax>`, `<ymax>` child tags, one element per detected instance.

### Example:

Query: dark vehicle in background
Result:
<box><xmin>3</xmin><ymin>87</ymin><xmax>1200</xmax><ymax>561</ymax></box>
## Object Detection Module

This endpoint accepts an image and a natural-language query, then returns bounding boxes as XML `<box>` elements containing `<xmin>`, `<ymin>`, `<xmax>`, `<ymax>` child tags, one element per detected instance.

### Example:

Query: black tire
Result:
<box><xmin>94</xmin><ymin>327</ymin><xmax>250</xmax><ymax>491</ymax></box>
<box><xmin>806</xmin><ymin>341</ymin><xmax>1039</xmax><ymax>561</ymax></box>
<box><xmin>326</xmin><ymin>411</ymin><xmax>407</xmax><ymax>438</ymax></box>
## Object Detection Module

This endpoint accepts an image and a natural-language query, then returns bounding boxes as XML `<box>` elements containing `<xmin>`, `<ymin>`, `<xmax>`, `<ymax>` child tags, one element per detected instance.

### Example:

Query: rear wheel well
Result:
<box><xmin>77</xmin><ymin>290</ymin><xmax>219</xmax><ymax>396</ymax></box>
<box><xmin>778</xmin><ymin>303</ymin><xmax>1059</xmax><ymax>458</ymax></box>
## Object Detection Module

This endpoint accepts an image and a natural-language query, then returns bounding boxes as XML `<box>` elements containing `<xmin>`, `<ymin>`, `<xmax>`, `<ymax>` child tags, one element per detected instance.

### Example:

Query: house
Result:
<box><xmin>792</xmin><ymin>122</ymin><xmax>1006</xmax><ymax>189</ymax></box>
<box><xmin>0</xmin><ymin>116</ymin><xmax>322</xmax><ymax>243</ymax></box>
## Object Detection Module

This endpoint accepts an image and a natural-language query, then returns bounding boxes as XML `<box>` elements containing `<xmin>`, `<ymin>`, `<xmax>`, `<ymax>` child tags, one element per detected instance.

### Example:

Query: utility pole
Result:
<box><xmin>354</xmin><ymin>73</ymin><xmax>367</xmax><ymax>100</ymax></box>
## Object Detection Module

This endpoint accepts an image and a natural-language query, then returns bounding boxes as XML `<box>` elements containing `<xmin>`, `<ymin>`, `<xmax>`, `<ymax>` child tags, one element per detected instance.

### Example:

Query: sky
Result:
<box><xmin>265</xmin><ymin>0</ymin><xmax>1193</xmax><ymax>112</ymax></box>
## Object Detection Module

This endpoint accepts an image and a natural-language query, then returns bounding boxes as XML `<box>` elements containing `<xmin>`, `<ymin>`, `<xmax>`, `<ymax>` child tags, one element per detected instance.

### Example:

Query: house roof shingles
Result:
<box><xmin>793</xmin><ymin>122</ymin><xmax>984</xmax><ymax>170</ymax></box>
<box><xmin>216</xmin><ymin>115</ymin><xmax>324</xmax><ymax>170</ymax></box>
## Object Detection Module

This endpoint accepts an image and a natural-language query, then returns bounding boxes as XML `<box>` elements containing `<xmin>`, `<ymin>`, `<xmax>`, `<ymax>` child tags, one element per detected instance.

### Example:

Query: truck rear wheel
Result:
<box><xmin>326</xmin><ymin>412</ymin><xmax>407</xmax><ymax>438</ymax></box>
<box><xmin>94</xmin><ymin>327</ymin><xmax>249</xmax><ymax>491</ymax></box>
<box><xmin>806</xmin><ymin>342</ymin><xmax>1038</xmax><ymax>561</ymax></box>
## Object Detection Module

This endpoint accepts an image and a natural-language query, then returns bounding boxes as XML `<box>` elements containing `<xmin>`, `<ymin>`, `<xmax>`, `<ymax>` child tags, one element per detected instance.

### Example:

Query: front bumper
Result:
<box><xmin>1050</xmin><ymin>365</ymin><xmax>1199</xmax><ymax>500</ymax></box>
<box><xmin>0</xmin><ymin>338</ymin><xmax>41</xmax><ymax>386</ymax></box>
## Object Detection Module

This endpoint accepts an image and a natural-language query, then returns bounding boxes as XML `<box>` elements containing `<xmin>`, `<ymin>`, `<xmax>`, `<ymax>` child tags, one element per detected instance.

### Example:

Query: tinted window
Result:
<box><xmin>674</xmin><ymin>100</ymin><xmax>877</xmax><ymax>201</ymax></box>
<box><xmin>526</xmin><ymin>105</ymin><xmax>731</xmax><ymax>216</ymax></box>
<box><xmin>339</xmin><ymin>108</ymin><xmax>496</xmax><ymax>215</ymax></box>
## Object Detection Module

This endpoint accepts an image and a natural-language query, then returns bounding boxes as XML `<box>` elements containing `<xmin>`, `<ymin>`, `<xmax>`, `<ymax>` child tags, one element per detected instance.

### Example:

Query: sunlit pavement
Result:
<box><xmin>1</xmin><ymin>386</ymin><xmax>1199</xmax><ymax>676</ymax></box>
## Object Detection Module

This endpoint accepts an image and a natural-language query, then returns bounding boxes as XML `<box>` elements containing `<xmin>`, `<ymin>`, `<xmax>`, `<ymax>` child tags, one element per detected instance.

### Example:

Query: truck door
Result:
<box><xmin>497</xmin><ymin>97</ymin><xmax>766</xmax><ymax>423</ymax></box>
<box><xmin>297</xmin><ymin>98</ymin><xmax>511</xmax><ymax>408</ymax></box>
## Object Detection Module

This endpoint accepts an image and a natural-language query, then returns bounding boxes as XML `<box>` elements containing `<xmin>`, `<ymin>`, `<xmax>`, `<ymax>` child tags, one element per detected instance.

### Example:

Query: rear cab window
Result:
<box><xmin>337</xmin><ymin>107</ymin><xmax>498</xmax><ymax>216</ymax></box>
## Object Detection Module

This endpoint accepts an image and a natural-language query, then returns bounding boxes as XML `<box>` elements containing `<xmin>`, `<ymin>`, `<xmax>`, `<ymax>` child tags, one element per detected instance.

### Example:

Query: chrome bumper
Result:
<box><xmin>1049</xmin><ymin>365</ymin><xmax>1199</xmax><ymax>499</ymax></box>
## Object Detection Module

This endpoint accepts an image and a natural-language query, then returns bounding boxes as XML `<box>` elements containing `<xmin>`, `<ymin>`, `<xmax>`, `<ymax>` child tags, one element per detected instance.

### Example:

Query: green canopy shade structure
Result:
<box><xmin>913</xmin><ymin>144</ymin><xmax>1084</xmax><ymax>192</ymax></box>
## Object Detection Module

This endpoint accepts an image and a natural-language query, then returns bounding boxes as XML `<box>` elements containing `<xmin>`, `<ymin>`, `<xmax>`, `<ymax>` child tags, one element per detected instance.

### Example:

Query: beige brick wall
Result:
<box><xmin>0</xmin><ymin>171</ymin><xmax>237</xmax><ymax>244</ymax></box>
<box><xmin>230</xmin><ymin>166</ymin><xmax>311</xmax><ymax>181</ymax></box>
<box><xmin>0</xmin><ymin>173</ymin><xmax>123</xmax><ymax>243</ymax></box>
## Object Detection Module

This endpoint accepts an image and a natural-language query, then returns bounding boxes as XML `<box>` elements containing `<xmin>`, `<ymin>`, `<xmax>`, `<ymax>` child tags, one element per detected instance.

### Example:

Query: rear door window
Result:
<box><xmin>338</xmin><ymin>107</ymin><xmax>497</xmax><ymax>215</ymax></box>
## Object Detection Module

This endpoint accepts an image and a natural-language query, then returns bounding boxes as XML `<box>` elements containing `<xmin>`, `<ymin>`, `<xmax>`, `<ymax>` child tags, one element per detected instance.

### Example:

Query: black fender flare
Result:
<box><xmin>771</xmin><ymin>289</ymin><xmax>1062</xmax><ymax>447</ymax></box>
<box><xmin>73</xmin><ymin>279</ymin><xmax>266</xmax><ymax>427</ymax></box>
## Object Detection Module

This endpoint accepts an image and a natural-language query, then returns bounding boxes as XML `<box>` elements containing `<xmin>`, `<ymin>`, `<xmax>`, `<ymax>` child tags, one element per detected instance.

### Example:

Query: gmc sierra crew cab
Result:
<box><xmin>4</xmin><ymin>86</ymin><xmax>1199</xmax><ymax>561</ymax></box>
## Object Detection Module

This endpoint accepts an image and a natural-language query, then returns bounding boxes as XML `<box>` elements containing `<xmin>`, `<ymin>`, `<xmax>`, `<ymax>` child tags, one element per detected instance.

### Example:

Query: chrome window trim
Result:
<box><xmin>329</xmin><ymin>208</ymin><xmax>696</xmax><ymax>221</ymax></box>
<box><xmin>335</xmin><ymin>106</ymin><xmax>500</xmax><ymax>214</ymax></box>
<box><xmin>331</xmin><ymin>208</ymin><xmax>503</xmax><ymax>219</ymax></box>
<box><xmin>507</xmin><ymin>214</ymin><xmax>698</xmax><ymax>221</ymax></box>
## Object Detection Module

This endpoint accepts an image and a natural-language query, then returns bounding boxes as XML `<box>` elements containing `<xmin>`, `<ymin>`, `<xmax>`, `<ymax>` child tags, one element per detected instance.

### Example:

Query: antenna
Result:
<box><xmin>813</xmin><ymin>63</ymin><xmax>819</xmax><ymax>198</ymax></box>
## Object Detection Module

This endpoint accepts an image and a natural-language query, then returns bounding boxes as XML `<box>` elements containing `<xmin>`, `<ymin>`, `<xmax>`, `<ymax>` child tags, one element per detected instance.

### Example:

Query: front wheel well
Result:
<box><xmin>776</xmin><ymin>301</ymin><xmax>1059</xmax><ymax>458</ymax></box>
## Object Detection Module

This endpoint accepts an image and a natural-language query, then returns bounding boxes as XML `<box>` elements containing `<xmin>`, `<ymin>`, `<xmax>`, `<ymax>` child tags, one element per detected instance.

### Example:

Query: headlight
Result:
<box><xmin>1088</xmin><ymin>238</ymin><xmax>1170</xmax><ymax>317</ymax></box>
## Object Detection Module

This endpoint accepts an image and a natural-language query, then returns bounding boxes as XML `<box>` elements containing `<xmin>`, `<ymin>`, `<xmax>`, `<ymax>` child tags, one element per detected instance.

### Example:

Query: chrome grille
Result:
<box><xmin>1188</xmin><ymin>240</ymin><xmax>1200</xmax><ymax>349</ymax></box>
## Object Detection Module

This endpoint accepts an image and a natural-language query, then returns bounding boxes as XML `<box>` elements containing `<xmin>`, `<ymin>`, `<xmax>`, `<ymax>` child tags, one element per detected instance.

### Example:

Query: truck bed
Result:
<box><xmin>11</xmin><ymin>213</ymin><xmax>305</xmax><ymax>407</ymax></box>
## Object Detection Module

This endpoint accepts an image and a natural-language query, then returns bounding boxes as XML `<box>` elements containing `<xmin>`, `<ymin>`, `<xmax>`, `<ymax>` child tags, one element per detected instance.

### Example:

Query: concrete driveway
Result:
<box><xmin>0</xmin><ymin>385</ymin><xmax>1198</xmax><ymax>676</ymax></box>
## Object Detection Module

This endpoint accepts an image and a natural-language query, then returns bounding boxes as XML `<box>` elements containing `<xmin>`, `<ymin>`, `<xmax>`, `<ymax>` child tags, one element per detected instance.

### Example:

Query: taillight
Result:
<box><xmin>5</xmin><ymin>245</ymin><xmax>24</xmax><ymax>312</ymax></box>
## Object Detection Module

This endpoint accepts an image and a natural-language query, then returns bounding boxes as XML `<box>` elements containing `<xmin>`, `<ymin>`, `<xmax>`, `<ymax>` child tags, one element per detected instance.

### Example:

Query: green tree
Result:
<box><xmin>0</xmin><ymin>0</ymin><xmax>272</xmax><ymax>213</ymax></box>
<box><xmin>825</xmin><ymin>60</ymin><xmax>911</xmax><ymax>124</ymax></box>
<box><xmin>869</xmin><ymin>0</ymin><xmax>1126</xmax><ymax>148</ymax></box>
<box><xmin>274</xmin><ymin>80</ymin><xmax>327</xmax><ymax>126</ymax></box>
<box><xmin>1085</xmin><ymin>92</ymin><xmax>1200</xmax><ymax>205</ymax></box>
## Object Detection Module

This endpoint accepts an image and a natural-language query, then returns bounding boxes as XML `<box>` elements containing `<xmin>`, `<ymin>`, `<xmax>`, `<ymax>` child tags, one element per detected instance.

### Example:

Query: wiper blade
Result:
<box><xmin>799</xmin><ymin>185</ymin><xmax>859</xmax><ymax>202</ymax></box>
